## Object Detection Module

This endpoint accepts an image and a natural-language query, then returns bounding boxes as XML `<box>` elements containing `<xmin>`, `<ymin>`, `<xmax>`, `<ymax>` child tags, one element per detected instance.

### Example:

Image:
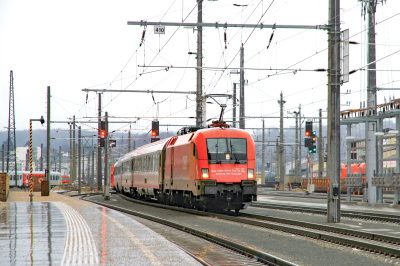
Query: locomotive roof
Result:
<box><xmin>115</xmin><ymin>137</ymin><xmax>171</xmax><ymax>165</ymax></box>
<box><xmin>193</xmin><ymin>127</ymin><xmax>252</xmax><ymax>138</ymax></box>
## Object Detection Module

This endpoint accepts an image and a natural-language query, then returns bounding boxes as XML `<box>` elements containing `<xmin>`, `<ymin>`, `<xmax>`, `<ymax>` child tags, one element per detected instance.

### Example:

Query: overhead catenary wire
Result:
<box><xmin>249</xmin><ymin>11</ymin><xmax>400</xmax><ymax>85</ymax></box>
<box><xmin>102</xmin><ymin>2</ymin><xmax>200</xmax><ymax>109</ymax></box>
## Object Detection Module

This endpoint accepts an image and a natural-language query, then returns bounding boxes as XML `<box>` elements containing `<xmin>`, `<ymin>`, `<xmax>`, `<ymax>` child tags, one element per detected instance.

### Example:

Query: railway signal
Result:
<box><xmin>305</xmin><ymin>121</ymin><xmax>313</xmax><ymax>136</ymax></box>
<box><xmin>110</xmin><ymin>139</ymin><xmax>116</xmax><ymax>148</ymax></box>
<box><xmin>152</xmin><ymin>121</ymin><xmax>159</xmax><ymax>137</ymax></box>
<box><xmin>305</xmin><ymin>134</ymin><xmax>317</xmax><ymax>153</ymax></box>
<box><xmin>305</xmin><ymin>138</ymin><xmax>312</xmax><ymax>148</ymax></box>
<box><xmin>311</xmin><ymin>135</ymin><xmax>316</xmax><ymax>144</ymax></box>
<box><xmin>309</xmin><ymin>145</ymin><xmax>317</xmax><ymax>153</ymax></box>
<box><xmin>99</xmin><ymin>121</ymin><xmax>106</xmax><ymax>147</ymax></box>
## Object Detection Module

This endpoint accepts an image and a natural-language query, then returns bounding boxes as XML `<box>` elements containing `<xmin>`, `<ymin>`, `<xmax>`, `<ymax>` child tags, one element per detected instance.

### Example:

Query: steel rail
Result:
<box><xmin>83</xmin><ymin>197</ymin><xmax>297</xmax><ymax>266</ymax></box>
<box><xmin>257</xmin><ymin>191</ymin><xmax>394</xmax><ymax>203</ymax></box>
<box><xmin>251</xmin><ymin>202</ymin><xmax>400</xmax><ymax>223</ymax></box>
<box><xmin>103</xmin><ymin>194</ymin><xmax>400</xmax><ymax>258</ymax></box>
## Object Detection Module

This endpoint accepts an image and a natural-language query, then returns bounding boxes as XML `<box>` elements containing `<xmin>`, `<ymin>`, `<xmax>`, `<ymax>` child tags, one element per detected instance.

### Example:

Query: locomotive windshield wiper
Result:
<box><xmin>230</xmin><ymin>142</ymin><xmax>240</xmax><ymax>164</ymax></box>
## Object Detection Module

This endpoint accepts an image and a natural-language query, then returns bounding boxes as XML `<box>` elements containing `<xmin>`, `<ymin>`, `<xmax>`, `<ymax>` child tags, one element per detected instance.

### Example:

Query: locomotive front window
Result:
<box><xmin>206</xmin><ymin>138</ymin><xmax>247</xmax><ymax>163</ymax></box>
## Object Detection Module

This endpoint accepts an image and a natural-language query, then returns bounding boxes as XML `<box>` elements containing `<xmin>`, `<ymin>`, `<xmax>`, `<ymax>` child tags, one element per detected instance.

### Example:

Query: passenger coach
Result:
<box><xmin>114</xmin><ymin>126</ymin><xmax>257</xmax><ymax>212</ymax></box>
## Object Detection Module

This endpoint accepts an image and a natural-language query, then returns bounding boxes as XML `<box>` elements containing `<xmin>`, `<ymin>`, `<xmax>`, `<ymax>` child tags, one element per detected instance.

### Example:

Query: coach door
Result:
<box><xmin>170</xmin><ymin>147</ymin><xmax>174</xmax><ymax>186</ymax></box>
<box><xmin>131</xmin><ymin>159</ymin><xmax>135</xmax><ymax>185</ymax></box>
<box><xmin>120</xmin><ymin>163</ymin><xmax>123</xmax><ymax>187</ymax></box>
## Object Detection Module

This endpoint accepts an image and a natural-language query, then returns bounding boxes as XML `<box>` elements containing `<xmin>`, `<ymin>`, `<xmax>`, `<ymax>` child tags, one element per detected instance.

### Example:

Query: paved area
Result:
<box><xmin>0</xmin><ymin>191</ymin><xmax>201</xmax><ymax>266</ymax></box>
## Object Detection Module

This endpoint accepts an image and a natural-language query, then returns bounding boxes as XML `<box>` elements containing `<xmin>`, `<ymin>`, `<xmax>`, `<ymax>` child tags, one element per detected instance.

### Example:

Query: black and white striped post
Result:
<box><xmin>29</xmin><ymin>116</ymin><xmax>45</xmax><ymax>203</ymax></box>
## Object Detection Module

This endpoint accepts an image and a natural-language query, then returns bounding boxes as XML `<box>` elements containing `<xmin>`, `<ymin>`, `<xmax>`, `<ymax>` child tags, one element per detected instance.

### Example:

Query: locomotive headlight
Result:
<box><xmin>247</xmin><ymin>169</ymin><xmax>254</xmax><ymax>179</ymax></box>
<box><xmin>202</xmin><ymin>169</ymin><xmax>209</xmax><ymax>178</ymax></box>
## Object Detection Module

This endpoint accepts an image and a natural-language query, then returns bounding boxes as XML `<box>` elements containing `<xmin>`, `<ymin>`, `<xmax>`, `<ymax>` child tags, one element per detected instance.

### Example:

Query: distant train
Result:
<box><xmin>8</xmin><ymin>171</ymin><xmax>62</xmax><ymax>188</ymax></box>
<box><xmin>61</xmin><ymin>175</ymin><xmax>70</xmax><ymax>184</ymax></box>
<box><xmin>113</xmin><ymin>126</ymin><xmax>257</xmax><ymax>212</ymax></box>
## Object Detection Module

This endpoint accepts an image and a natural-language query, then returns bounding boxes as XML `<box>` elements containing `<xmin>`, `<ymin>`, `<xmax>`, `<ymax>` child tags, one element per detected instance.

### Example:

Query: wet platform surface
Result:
<box><xmin>0</xmin><ymin>192</ymin><xmax>201</xmax><ymax>266</ymax></box>
<box><xmin>0</xmin><ymin>202</ymin><xmax>65</xmax><ymax>265</ymax></box>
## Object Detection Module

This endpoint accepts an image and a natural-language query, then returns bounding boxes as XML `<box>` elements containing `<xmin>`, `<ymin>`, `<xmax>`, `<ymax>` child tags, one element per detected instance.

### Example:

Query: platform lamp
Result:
<box><xmin>29</xmin><ymin>116</ymin><xmax>45</xmax><ymax>202</ymax></box>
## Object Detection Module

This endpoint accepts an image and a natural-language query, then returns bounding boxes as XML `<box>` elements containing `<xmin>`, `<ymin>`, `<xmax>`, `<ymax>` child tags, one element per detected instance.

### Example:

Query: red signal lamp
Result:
<box><xmin>151</xmin><ymin>130</ymin><xmax>156</xmax><ymax>136</ymax></box>
<box><xmin>305</xmin><ymin>131</ymin><xmax>310</xmax><ymax>136</ymax></box>
<box><xmin>99</xmin><ymin>130</ymin><xmax>106</xmax><ymax>137</ymax></box>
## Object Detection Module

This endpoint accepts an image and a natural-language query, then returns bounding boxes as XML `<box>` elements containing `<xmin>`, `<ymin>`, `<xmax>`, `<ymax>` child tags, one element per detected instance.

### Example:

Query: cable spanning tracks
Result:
<box><xmin>252</xmin><ymin>202</ymin><xmax>400</xmax><ymax>223</ymax></box>
<box><xmin>85</xmin><ymin>194</ymin><xmax>400</xmax><ymax>260</ymax></box>
<box><xmin>83</xmin><ymin>196</ymin><xmax>296</xmax><ymax>266</ymax></box>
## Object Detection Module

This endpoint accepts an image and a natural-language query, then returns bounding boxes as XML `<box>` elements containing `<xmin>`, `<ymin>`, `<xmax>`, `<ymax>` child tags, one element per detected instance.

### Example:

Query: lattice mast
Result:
<box><xmin>7</xmin><ymin>70</ymin><xmax>17</xmax><ymax>178</ymax></box>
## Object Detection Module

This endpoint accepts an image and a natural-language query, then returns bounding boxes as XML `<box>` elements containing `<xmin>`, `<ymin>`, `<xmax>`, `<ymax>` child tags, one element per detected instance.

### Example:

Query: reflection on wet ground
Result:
<box><xmin>0</xmin><ymin>202</ymin><xmax>66</xmax><ymax>266</ymax></box>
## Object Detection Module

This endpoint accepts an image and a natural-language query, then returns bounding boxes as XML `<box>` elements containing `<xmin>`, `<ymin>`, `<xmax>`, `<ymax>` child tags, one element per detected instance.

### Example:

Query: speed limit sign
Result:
<box><xmin>154</xmin><ymin>26</ymin><xmax>165</xmax><ymax>34</ymax></box>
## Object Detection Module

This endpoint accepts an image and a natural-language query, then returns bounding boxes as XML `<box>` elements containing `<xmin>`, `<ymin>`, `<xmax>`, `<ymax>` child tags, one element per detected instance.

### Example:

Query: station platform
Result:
<box><xmin>0</xmin><ymin>191</ymin><xmax>201</xmax><ymax>266</ymax></box>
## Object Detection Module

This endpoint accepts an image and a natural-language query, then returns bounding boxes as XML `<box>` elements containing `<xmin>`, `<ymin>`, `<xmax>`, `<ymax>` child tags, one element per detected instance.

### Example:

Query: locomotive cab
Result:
<box><xmin>162</xmin><ymin>127</ymin><xmax>257</xmax><ymax>211</ymax></box>
<box><xmin>191</xmin><ymin>128</ymin><xmax>257</xmax><ymax>211</ymax></box>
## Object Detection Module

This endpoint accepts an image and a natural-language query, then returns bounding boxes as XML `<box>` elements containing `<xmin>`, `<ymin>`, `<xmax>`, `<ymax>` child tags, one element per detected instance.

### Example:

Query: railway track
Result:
<box><xmin>258</xmin><ymin>191</ymin><xmax>394</xmax><ymax>203</ymax></box>
<box><xmin>82</xmin><ymin>195</ymin><xmax>296</xmax><ymax>266</ymax></box>
<box><xmin>84</xmin><ymin>194</ymin><xmax>400</xmax><ymax>261</ymax></box>
<box><xmin>252</xmin><ymin>202</ymin><xmax>400</xmax><ymax>223</ymax></box>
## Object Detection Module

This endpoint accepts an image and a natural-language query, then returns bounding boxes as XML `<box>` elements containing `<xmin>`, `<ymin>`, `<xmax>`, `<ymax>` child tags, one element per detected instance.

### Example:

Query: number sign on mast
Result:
<box><xmin>154</xmin><ymin>26</ymin><xmax>165</xmax><ymax>34</ymax></box>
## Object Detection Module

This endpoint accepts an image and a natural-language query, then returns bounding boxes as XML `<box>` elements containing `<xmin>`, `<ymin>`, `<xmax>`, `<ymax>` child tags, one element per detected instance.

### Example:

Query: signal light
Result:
<box><xmin>308</xmin><ymin>145</ymin><xmax>317</xmax><ymax>153</ymax></box>
<box><xmin>305</xmin><ymin>121</ymin><xmax>313</xmax><ymax>136</ymax></box>
<box><xmin>305</xmin><ymin>138</ymin><xmax>312</xmax><ymax>148</ymax></box>
<box><xmin>99</xmin><ymin>121</ymin><xmax>107</xmax><ymax>147</ymax></box>
<box><xmin>152</xmin><ymin>121</ymin><xmax>159</xmax><ymax>137</ymax></box>
<box><xmin>99</xmin><ymin>138</ymin><xmax>105</xmax><ymax>147</ymax></box>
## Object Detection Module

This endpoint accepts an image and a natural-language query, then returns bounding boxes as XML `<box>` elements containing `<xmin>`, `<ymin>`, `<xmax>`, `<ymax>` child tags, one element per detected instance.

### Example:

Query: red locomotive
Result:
<box><xmin>113</xmin><ymin>126</ymin><xmax>257</xmax><ymax>212</ymax></box>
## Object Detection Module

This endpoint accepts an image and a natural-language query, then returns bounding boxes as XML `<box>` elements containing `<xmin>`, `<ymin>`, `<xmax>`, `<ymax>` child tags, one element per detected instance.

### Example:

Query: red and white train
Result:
<box><xmin>113</xmin><ymin>126</ymin><xmax>257</xmax><ymax>212</ymax></box>
<box><xmin>8</xmin><ymin>171</ymin><xmax>62</xmax><ymax>188</ymax></box>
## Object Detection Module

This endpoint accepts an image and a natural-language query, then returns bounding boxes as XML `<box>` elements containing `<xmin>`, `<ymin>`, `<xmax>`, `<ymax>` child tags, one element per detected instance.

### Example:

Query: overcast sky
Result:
<box><xmin>1</xmin><ymin>0</ymin><xmax>399</xmax><ymax>143</ymax></box>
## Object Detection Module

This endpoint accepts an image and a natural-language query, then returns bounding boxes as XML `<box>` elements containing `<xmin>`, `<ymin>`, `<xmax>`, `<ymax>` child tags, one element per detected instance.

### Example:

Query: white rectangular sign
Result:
<box><xmin>342</xmin><ymin>29</ymin><xmax>349</xmax><ymax>83</ymax></box>
<box><xmin>154</xmin><ymin>26</ymin><xmax>165</xmax><ymax>34</ymax></box>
